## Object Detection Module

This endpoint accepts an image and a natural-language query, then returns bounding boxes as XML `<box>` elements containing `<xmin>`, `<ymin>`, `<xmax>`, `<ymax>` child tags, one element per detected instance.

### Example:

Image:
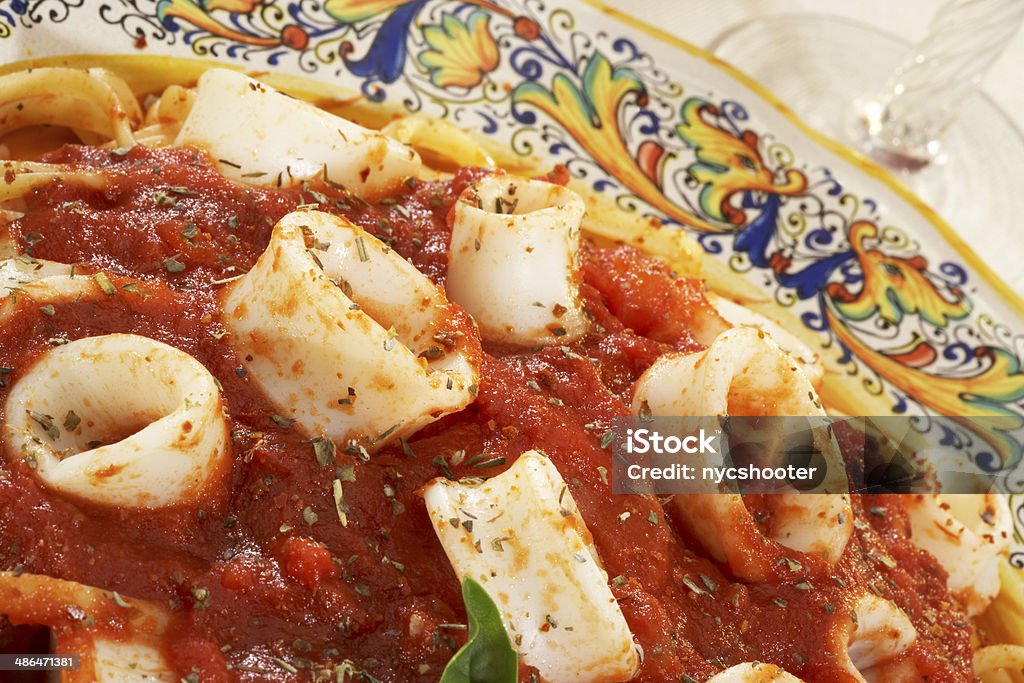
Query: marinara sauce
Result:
<box><xmin>0</xmin><ymin>146</ymin><xmax>974</xmax><ymax>681</ymax></box>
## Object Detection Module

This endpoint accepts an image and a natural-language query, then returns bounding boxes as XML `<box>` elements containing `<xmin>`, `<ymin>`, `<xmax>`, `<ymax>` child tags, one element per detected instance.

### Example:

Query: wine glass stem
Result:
<box><xmin>859</xmin><ymin>0</ymin><xmax>1024</xmax><ymax>169</ymax></box>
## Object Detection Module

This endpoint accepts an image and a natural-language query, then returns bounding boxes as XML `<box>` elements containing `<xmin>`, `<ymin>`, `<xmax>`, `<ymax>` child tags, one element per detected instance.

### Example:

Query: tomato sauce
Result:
<box><xmin>0</xmin><ymin>146</ymin><xmax>973</xmax><ymax>681</ymax></box>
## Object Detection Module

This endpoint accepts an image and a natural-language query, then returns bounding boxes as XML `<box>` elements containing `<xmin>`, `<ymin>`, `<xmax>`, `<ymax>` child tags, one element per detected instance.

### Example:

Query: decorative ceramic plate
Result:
<box><xmin>2</xmin><ymin>0</ymin><xmax>1023</xmax><ymax>568</ymax></box>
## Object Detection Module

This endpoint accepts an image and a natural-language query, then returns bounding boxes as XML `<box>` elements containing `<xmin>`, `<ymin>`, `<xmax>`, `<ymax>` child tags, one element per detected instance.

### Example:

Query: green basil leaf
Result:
<box><xmin>440</xmin><ymin>577</ymin><xmax>518</xmax><ymax>683</ymax></box>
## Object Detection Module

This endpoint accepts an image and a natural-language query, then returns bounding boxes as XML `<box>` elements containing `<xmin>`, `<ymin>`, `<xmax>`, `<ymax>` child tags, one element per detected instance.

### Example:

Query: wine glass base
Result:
<box><xmin>710</xmin><ymin>14</ymin><xmax>1024</xmax><ymax>290</ymax></box>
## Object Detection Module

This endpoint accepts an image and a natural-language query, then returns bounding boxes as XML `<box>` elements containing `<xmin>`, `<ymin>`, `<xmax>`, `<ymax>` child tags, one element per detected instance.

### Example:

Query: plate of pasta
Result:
<box><xmin>0</xmin><ymin>1</ymin><xmax>1023</xmax><ymax>682</ymax></box>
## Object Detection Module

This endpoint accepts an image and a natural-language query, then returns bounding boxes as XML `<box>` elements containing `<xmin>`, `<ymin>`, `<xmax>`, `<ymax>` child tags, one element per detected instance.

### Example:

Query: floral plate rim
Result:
<box><xmin>583</xmin><ymin>0</ymin><xmax>1024</xmax><ymax>317</ymax></box>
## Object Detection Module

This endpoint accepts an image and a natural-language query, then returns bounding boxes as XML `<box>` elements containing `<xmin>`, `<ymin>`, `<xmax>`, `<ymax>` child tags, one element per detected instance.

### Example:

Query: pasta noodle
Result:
<box><xmin>975</xmin><ymin>645</ymin><xmax>1024</xmax><ymax>682</ymax></box>
<box><xmin>380</xmin><ymin>115</ymin><xmax>497</xmax><ymax>173</ymax></box>
<box><xmin>0</xmin><ymin>261</ymin><xmax>104</xmax><ymax>325</ymax></box>
<box><xmin>0</xmin><ymin>58</ymin><xmax>1018</xmax><ymax>683</ymax></box>
<box><xmin>0</xmin><ymin>255</ymin><xmax>75</xmax><ymax>296</ymax></box>
<box><xmin>0</xmin><ymin>68</ymin><xmax>140</xmax><ymax>148</ymax></box>
<box><xmin>0</xmin><ymin>161</ymin><xmax>106</xmax><ymax>205</ymax></box>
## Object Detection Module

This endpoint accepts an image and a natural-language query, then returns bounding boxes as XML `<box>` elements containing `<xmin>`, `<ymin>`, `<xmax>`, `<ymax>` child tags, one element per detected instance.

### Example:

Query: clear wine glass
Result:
<box><xmin>709</xmin><ymin>0</ymin><xmax>1024</xmax><ymax>289</ymax></box>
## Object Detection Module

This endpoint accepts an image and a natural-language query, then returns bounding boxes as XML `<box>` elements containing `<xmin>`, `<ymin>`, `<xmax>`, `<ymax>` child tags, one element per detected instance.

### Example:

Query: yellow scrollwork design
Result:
<box><xmin>675</xmin><ymin>98</ymin><xmax>807</xmax><ymax>226</ymax></box>
<box><xmin>158</xmin><ymin>0</ymin><xmax>305</xmax><ymax>47</ymax></box>
<box><xmin>514</xmin><ymin>54</ymin><xmax>807</xmax><ymax>232</ymax></box>
<box><xmin>324</xmin><ymin>0</ymin><xmax>413</xmax><ymax>23</ymax></box>
<box><xmin>827</xmin><ymin>221</ymin><xmax>971</xmax><ymax>327</ymax></box>
<box><xmin>418</xmin><ymin>11</ymin><xmax>500</xmax><ymax>89</ymax></box>
<box><xmin>828</xmin><ymin>308</ymin><xmax>1024</xmax><ymax>468</ymax></box>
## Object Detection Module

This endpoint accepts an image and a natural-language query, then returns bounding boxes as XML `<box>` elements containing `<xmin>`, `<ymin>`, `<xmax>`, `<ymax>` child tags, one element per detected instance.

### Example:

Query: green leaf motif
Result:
<box><xmin>440</xmin><ymin>577</ymin><xmax>518</xmax><ymax>683</ymax></box>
